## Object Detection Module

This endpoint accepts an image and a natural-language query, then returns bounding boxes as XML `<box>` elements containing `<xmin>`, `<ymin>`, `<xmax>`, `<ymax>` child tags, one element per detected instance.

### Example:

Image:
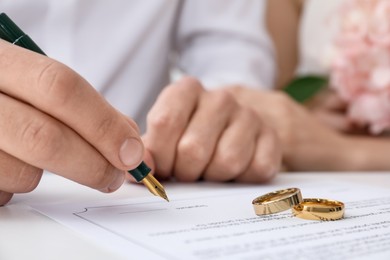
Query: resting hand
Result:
<box><xmin>141</xmin><ymin>77</ymin><xmax>281</xmax><ymax>183</ymax></box>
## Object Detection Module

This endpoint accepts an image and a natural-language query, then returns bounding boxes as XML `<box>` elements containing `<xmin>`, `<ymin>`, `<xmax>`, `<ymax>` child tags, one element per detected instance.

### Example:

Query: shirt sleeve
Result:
<box><xmin>174</xmin><ymin>0</ymin><xmax>276</xmax><ymax>90</ymax></box>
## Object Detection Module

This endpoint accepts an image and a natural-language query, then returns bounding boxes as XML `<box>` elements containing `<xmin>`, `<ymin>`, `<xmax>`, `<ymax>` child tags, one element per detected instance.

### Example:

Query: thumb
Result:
<box><xmin>126</xmin><ymin>137</ymin><xmax>156</xmax><ymax>183</ymax></box>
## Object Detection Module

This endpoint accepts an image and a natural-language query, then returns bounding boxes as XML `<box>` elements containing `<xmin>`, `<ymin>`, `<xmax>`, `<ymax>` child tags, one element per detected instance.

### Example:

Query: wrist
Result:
<box><xmin>316</xmin><ymin>134</ymin><xmax>355</xmax><ymax>171</ymax></box>
<box><xmin>341</xmin><ymin>136</ymin><xmax>369</xmax><ymax>171</ymax></box>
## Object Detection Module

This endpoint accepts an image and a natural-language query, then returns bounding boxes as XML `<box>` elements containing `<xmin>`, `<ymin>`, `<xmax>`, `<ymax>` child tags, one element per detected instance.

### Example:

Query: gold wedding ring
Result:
<box><xmin>292</xmin><ymin>198</ymin><xmax>345</xmax><ymax>221</ymax></box>
<box><xmin>252</xmin><ymin>188</ymin><xmax>303</xmax><ymax>215</ymax></box>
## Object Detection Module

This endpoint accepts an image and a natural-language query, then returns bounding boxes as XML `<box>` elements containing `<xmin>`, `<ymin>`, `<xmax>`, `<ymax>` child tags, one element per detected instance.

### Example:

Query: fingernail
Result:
<box><xmin>107</xmin><ymin>169</ymin><xmax>125</xmax><ymax>192</ymax></box>
<box><xmin>119</xmin><ymin>138</ymin><xmax>143</xmax><ymax>167</ymax></box>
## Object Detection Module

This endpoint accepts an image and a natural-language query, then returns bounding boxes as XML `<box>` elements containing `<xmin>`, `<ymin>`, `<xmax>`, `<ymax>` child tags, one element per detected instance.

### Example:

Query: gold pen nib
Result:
<box><xmin>141</xmin><ymin>174</ymin><xmax>169</xmax><ymax>202</ymax></box>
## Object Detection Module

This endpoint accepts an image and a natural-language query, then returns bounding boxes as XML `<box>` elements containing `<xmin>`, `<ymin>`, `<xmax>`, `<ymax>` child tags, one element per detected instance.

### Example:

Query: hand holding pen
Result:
<box><xmin>0</xmin><ymin>13</ymin><xmax>167</xmax><ymax>205</ymax></box>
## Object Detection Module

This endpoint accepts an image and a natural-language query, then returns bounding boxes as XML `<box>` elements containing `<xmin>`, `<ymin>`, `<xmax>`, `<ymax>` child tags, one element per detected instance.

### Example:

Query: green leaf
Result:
<box><xmin>283</xmin><ymin>75</ymin><xmax>329</xmax><ymax>103</ymax></box>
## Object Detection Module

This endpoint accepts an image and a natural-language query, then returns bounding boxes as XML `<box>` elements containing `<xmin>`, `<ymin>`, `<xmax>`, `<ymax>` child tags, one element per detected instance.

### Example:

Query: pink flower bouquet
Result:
<box><xmin>330</xmin><ymin>0</ymin><xmax>390</xmax><ymax>134</ymax></box>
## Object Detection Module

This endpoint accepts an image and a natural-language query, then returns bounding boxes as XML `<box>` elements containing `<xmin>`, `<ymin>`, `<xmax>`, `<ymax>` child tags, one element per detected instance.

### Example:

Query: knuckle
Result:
<box><xmin>20</xmin><ymin>119</ymin><xmax>64</xmax><ymax>162</ymax></box>
<box><xmin>211</xmin><ymin>89</ymin><xmax>236</xmax><ymax>109</ymax></box>
<box><xmin>167</xmin><ymin>76</ymin><xmax>204</xmax><ymax>98</ymax></box>
<box><xmin>177</xmin><ymin>136</ymin><xmax>208</xmax><ymax>165</ymax></box>
<box><xmin>37</xmin><ymin>61</ymin><xmax>80</xmax><ymax>107</ymax></box>
<box><xmin>147</xmin><ymin>110</ymin><xmax>184</xmax><ymax>133</ymax></box>
<box><xmin>177</xmin><ymin>76</ymin><xmax>203</xmax><ymax>89</ymax></box>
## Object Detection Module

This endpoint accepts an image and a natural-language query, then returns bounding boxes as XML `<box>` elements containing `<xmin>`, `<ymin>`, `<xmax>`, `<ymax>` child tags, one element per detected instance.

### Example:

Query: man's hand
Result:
<box><xmin>140</xmin><ymin>78</ymin><xmax>281</xmax><ymax>183</ymax></box>
<box><xmin>306</xmin><ymin>89</ymin><xmax>359</xmax><ymax>133</ymax></box>
<box><xmin>0</xmin><ymin>41</ymin><xmax>144</xmax><ymax>205</ymax></box>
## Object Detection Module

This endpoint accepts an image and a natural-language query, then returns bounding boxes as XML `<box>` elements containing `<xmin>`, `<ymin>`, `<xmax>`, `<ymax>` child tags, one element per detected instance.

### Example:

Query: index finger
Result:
<box><xmin>0</xmin><ymin>41</ymin><xmax>143</xmax><ymax>170</ymax></box>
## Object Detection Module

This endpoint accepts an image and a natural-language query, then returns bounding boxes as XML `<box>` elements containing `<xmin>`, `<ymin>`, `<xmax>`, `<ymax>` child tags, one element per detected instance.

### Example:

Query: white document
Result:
<box><xmin>33</xmin><ymin>182</ymin><xmax>390</xmax><ymax>260</ymax></box>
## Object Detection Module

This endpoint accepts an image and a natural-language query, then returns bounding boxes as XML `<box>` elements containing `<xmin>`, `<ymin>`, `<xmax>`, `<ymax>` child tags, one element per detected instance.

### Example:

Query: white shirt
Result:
<box><xmin>0</xmin><ymin>0</ymin><xmax>275</xmax><ymax>131</ymax></box>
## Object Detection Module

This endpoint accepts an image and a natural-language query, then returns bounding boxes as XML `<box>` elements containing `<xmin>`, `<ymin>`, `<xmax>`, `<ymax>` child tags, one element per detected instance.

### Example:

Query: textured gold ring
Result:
<box><xmin>292</xmin><ymin>198</ymin><xmax>345</xmax><ymax>221</ymax></box>
<box><xmin>252</xmin><ymin>188</ymin><xmax>303</xmax><ymax>215</ymax></box>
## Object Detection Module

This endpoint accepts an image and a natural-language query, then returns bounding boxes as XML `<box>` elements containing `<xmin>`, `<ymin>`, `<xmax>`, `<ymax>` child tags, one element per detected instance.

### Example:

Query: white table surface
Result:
<box><xmin>1</xmin><ymin>172</ymin><xmax>389</xmax><ymax>260</ymax></box>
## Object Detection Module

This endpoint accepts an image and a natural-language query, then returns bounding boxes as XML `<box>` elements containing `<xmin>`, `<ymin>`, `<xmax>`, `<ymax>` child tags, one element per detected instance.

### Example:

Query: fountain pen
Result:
<box><xmin>0</xmin><ymin>13</ymin><xmax>169</xmax><ymax>202</ymax></box>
